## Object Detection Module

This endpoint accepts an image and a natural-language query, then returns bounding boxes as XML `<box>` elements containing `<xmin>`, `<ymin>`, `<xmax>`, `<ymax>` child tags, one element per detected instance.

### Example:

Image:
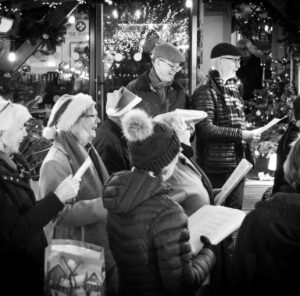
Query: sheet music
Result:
<box><xmin>214</xmin><ymin>159</ymin><xmax>253</xmax><ymax>205</ymax></box>
<box><xmin>188</xmin><ymin>205</ymin><xmax>246</xmax><ymax>255</ymax></box>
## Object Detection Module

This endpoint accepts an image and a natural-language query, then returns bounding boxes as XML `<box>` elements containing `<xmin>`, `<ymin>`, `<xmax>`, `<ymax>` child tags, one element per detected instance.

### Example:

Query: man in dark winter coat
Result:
<box><xmin>191</xmin><ymin>42</ymin><xmax>261</xmax><ymax>210</ymax></box>
<box><xmin>94</xmin><ymin>87</ymin><xmax>142</xmax><ymax>174</ymax></box>
<box><xmin>272</xmin><ymin>95</ymin><xmax>300</xmax><ymax>194</ymax></box>
<box><xmin>127</xmin><ymin>42</ymin><xmax>189</xmax><ymax>117</ymax></box>
<box><xmin>230</xmin><ymin>136</ymin><xmax>300</xmax><ymax>296</ymax></box>
<box><xmin>103</xmin><ymin>109</ymin><xmax>216</xmax><ymax>296</ymax></box>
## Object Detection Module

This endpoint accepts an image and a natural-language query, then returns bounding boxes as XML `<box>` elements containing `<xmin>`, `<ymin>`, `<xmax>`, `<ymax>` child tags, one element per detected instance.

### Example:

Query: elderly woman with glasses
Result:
<box><xmin>39</xmin><ymin>93</ymin><xmax>117</xmax><ymax>295</ymax></box>
<box><xmin>127</xmin><ymin>42</ymin><xmax>189</xmax><ymax>117</ymax></box>
<box><xmin>0</xmin><ymin>96</ymin><xmax>80</xmax><ymax>295</ymax></box>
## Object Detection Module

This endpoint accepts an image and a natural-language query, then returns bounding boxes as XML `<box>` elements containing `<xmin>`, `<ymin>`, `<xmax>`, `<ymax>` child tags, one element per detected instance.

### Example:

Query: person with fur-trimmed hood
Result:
<box><xmin>103</xmin><ymin>109</ymin><xmax>216</xmax><ymax>296</ymax></box>
<box><xmin>39</xmin><ymin>93</ymin><xmax>118</xmax><ymax>295</ymax></box>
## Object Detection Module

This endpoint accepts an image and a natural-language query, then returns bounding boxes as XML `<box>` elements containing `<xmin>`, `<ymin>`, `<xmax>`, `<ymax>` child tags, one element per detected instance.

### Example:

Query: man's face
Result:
<box><xmin>154</xmin><ymin>58</ymin><xmax>182</xmax><ymax>82</ymax></box>
<box><xmin>219</xmin><ymin>55</ymin><xmax>241</xmax><ymax>80</ymax></box>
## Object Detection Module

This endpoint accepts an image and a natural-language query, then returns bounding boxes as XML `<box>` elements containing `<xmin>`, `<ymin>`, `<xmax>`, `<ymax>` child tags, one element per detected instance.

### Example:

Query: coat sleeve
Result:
<box><xmin>0</xmin><ymin>187</ymin><xmax>63</xmax><ymax>243</ymax></box>
<box><xmin>39</xmin><ymin>159</ymin><xmax>106</xmax><ymax>228</ymax></box>
<box><xmin>191</xmin><ymin>85</ymin><xmax>242</xmax><ymax>143</ymax></box>
<box><xmin>152</xmin><ymin>202</ymin><xmax>216</xmax><ymax>296</ymax></box>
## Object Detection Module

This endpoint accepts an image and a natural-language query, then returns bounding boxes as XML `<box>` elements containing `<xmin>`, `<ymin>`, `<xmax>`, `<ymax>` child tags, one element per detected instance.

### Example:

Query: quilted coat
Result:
<box><xmin>103</xmin><ymin>169</ymin><xmax>216</xmax><ymax>296</ymax></box>
<box><xmin>191</xmin><ymin>73</ymin><xmax>246</xmax><ymax>174</ymax></box>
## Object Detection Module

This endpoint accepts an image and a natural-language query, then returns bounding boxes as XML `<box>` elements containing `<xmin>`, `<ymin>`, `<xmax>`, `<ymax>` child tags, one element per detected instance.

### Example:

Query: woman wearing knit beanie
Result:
<box><xmin>38</xmin><ymin>93</ymin><xmax>118</xmax><ymax>295</ymax></box>
<box><xmin>103</xmin><ymin>109</ymin><xmax>216</xmax><ymax>296</ymax></box>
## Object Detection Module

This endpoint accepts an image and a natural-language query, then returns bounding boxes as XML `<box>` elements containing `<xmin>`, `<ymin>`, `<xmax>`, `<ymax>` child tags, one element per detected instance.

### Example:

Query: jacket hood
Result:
<box><xmin>255</xmin><ymin>193</ymin><xmax>300</xmax><ymax>251</ymax></box>
<box><xmin>103</xmin><ymin>169</ymin><xmax>170</xmax><ymax>214</ymax></box>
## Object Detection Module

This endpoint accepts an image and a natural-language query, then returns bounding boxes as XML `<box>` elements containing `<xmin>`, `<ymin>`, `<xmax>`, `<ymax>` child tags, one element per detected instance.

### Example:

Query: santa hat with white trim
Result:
<box><xmin>106</xmin><ymin>86</ymin><xmax>142</xmax><ymax>118</ymax></box>
<box><xmin>43</xmin><ymin>93</ymin><xmax>95</xmax><ymax>140</ymax></box>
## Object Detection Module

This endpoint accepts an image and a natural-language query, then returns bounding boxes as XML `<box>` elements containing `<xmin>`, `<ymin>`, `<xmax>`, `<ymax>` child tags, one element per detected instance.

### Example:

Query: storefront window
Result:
<box><xmin>103</xmin><ymin>0</ymin><xmax>190</xmax><ymax>92</ymax></box>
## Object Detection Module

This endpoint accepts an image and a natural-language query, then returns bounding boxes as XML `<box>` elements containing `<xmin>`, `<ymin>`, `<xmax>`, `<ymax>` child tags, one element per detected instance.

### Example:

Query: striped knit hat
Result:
<box><xmin>122</xmin><ymin>109</ymin><xmax>180</xmax><ymax>175</ymax></box>
<box><xmin>43</xmin><ymin>93</ymin><xmax>95</xmax><ymax>140</ymax></box>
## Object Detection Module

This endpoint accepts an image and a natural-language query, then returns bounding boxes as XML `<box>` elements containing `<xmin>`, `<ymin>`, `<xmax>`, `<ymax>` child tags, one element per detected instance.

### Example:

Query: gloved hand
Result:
<box><xmin>200</xmin><ymin>235</ymin><xmax>217</xmax><ymax>253</ymax></box>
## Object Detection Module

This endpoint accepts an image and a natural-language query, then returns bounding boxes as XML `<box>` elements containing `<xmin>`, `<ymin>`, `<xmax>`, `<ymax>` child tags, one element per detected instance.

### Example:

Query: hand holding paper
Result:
<box><xmin>188</xmin><ymin>205</ymin><xmax>246</xmax><ymax>255</ymax></box>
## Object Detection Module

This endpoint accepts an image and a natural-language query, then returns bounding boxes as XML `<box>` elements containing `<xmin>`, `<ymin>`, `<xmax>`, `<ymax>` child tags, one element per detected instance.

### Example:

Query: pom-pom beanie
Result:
<box><xmin>122</xmin><ymin>109</ymin><xmax>181</xmax><ymax>175</ymax></box>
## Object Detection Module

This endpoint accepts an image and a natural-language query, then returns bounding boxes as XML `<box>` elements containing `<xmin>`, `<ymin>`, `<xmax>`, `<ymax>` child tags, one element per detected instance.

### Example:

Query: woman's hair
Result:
<box><xmin>284</xmin><ymin>135</ymin><xmax>300</xmax><ymax>190</ymax></box>
<box><xmin>69</xmin><ymin>104</ymin><xmax>95</xmax><ymax>144</ymax></box>
<box><xmin>0</xmin><ymin>96</ymin><xmax>31</xmax><ymax>133</ymax></box>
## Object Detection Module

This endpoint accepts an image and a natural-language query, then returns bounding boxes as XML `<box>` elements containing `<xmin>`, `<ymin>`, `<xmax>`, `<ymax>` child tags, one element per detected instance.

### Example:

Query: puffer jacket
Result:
<box><xmin>191</xmin><ymin>72</ymin><xmax>245</xmax><ymax>174</ymax></box>
<box><xmin>127</xmin><ymin>70</ymin><xmax>189</xmax><ymax>117</ymax></box>
<box><xmin>103</xmin><ymin>169</ymin><xmax>216</xmax><ymax>296</ymax></box>
<box><xmin>230</xmin><ymin>192</ymin><xmax>300</xmax><ymax>296</ymax></box>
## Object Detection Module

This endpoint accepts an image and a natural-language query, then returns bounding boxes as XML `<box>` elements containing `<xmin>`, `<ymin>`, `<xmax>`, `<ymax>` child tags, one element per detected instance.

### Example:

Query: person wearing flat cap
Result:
<box><xmin>94</xmin><ymin>86</ymin><xmax>142</xmax><ymax>174</ymax></box>
<box><xmin>127</xmin><ymin>42</ymin><xmax>189</xmax><ymax>117</ymax></box>
<box><xmin>191</xmin><ymin>42</ymin><xmax>261</xmax><ymax>210</ymax></box>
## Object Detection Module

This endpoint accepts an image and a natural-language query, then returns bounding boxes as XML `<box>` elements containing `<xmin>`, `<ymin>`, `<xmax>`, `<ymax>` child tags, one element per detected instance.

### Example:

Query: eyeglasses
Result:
<box><xmin>222</xmin><ymin>57</ymin><xmax>241</xmax><ymax>65</ymax></box>
<box><xmin>159</xmin><ymin>58</ymin><xmax>182</xmax><ymax>72</ymax></box>
<box><xmin>0</xmin><ymin>100</ymin><xmax>11</xmax><ymax>114</ymax></box>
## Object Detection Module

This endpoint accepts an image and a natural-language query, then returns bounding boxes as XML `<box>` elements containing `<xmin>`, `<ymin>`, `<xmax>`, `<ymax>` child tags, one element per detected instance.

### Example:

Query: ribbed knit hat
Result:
<box><xmin>152</xmin><ymin>42</ymin><xmax>185</xmax><ymax>64</ymax></box>
<box><xmin>122</xmin><ymin>109</ymin><xmax>181</xmax><ymax>174</ymax></box>
<box><xmin>210</xmin><ymin>43</ymin><xmax>241</xmax><ymax>59</ymax></box>
<box><xmin>43</xmin><ymin>93</ymin><xmax>95</xmax><ymax>140</ymax></box>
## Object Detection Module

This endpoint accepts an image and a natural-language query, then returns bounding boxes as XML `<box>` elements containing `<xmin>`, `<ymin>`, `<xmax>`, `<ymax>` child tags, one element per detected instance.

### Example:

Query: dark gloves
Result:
<box><xmin>200</xmin><ymin>235</ymin><xmax>217</xmax><ymax>253</ymax></box>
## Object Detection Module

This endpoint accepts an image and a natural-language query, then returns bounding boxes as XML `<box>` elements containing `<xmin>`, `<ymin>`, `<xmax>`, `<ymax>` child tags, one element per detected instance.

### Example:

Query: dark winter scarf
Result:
<box><xmin>149</xmin><ymin>67</ymin><xmax>173</xmax><ymax>106</ymax></box>
<box><xmin>210</xmin><ymin>69</ymin><xmax>246</xmax><ymax>129</ymax></box>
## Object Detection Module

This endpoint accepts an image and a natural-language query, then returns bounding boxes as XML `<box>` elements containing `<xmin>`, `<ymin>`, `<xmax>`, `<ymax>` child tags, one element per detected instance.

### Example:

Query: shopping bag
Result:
<box><xmin>45</xmin><ymin>239</ymin><xmax>105</xmax><ymax>296</ymax></box>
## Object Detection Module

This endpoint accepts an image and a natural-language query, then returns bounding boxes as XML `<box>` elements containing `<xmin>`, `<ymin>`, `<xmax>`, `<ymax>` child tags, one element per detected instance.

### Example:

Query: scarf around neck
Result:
<box><xmin>210</xmin><ymin>69</ymin><xmax>246</xmax><ymax>129</ymax></box>
<box><xmin>149</xmin><ymin>68</ymin><xmax>173</xmax><ymax>109</ymax></box>
<box><xmin>55</xmin><ymin>132</ymin><xmax>109</xmax><ymax>198</ymax></box>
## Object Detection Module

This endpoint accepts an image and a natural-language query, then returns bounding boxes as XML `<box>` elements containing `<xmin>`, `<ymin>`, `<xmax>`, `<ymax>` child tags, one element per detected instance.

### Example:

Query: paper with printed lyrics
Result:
<box><xmin>74</xmin><ymin>157</ymin><xmax>92</xmax><ymax>180</ymax></box>
<box><xmin>188</xmin><ymin>205</ymin><xmax>246</xmax><ymax>255</ymax></box>
<box><xmin>214</xmin><ymin>159</ymin><xmax>253</xmax><ymax>206</ymax></box>
<box><xmin>253</xmin><ymin>116</ymin><xmax>287</xmax><ymax>135</ymax></box>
